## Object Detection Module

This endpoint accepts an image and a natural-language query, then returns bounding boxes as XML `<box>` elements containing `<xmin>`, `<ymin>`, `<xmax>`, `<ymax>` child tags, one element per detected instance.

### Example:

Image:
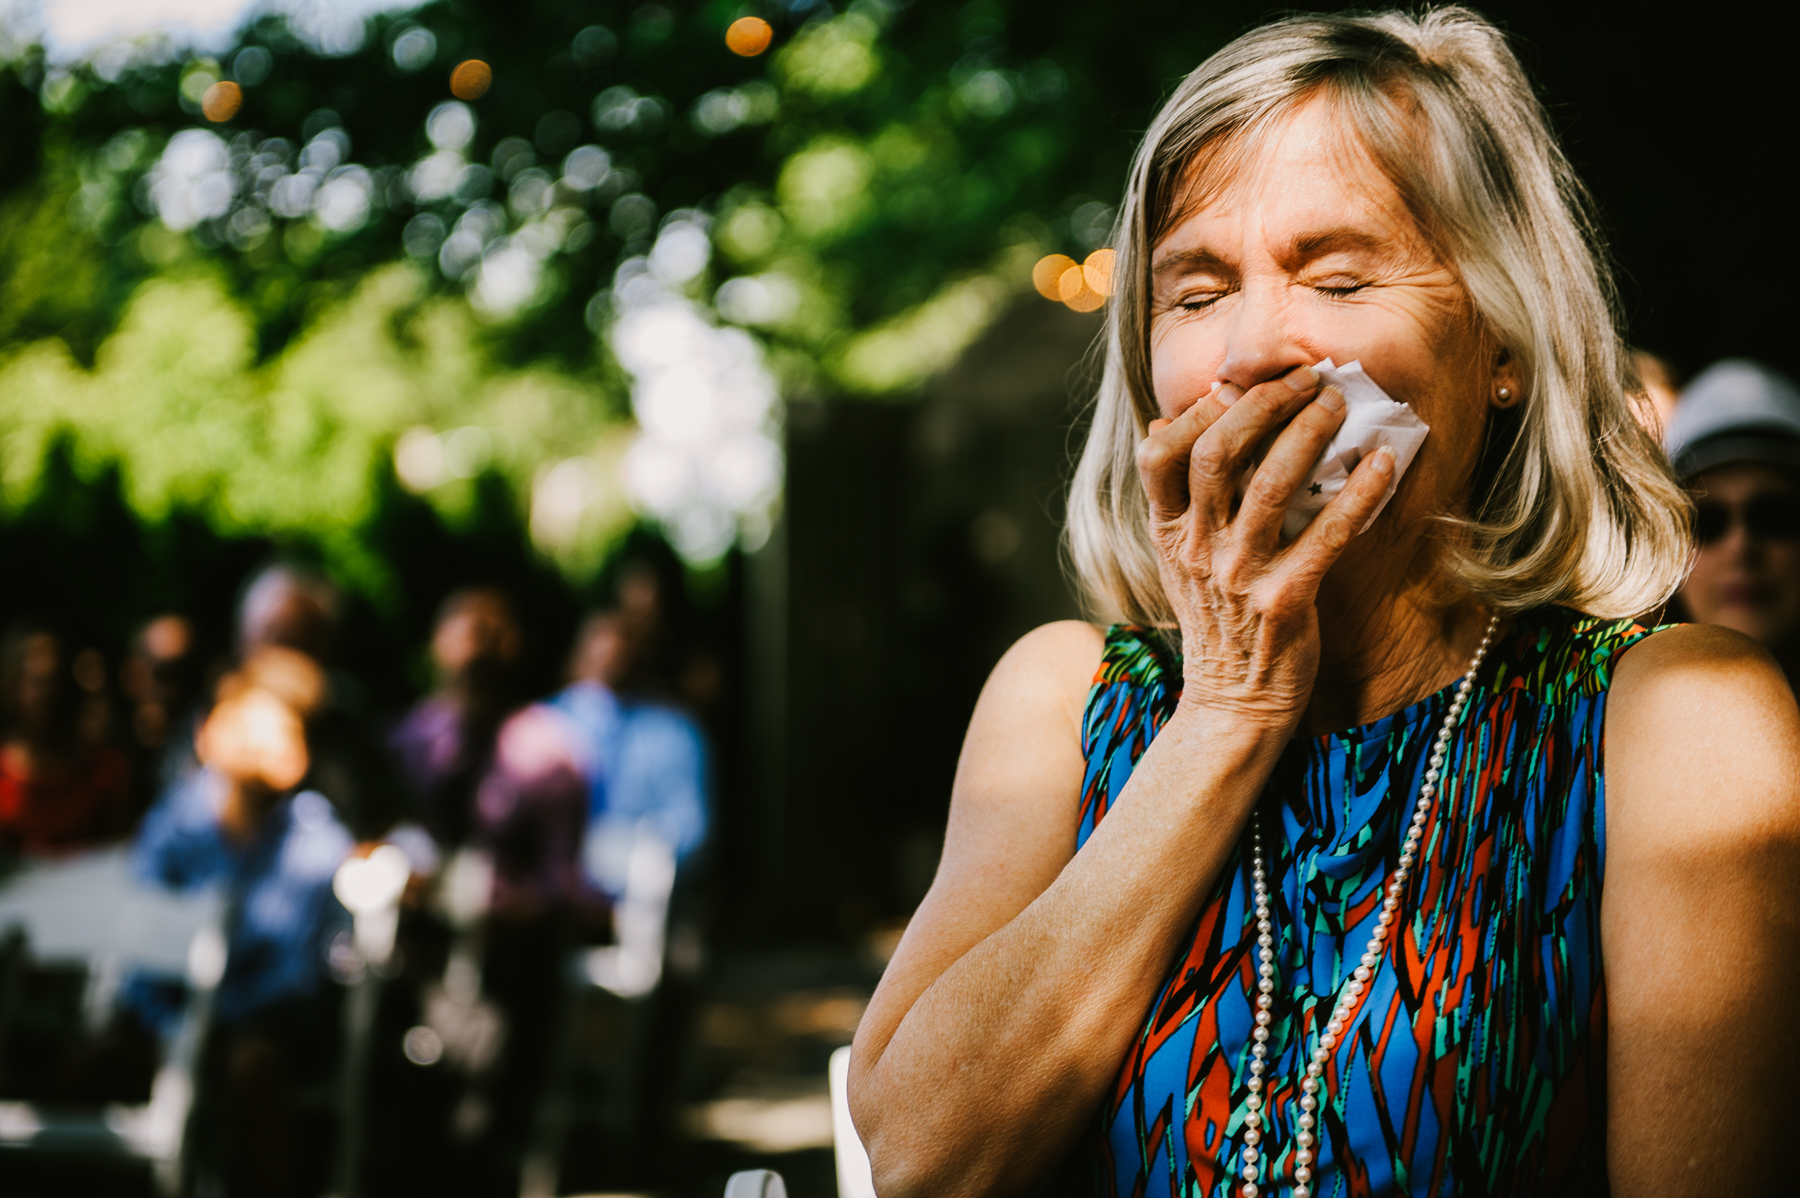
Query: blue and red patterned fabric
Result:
<box><xmin>1076</xmin><ymin>607</ymin><xmax>1662</xmax><ymax>1197</ymax></box>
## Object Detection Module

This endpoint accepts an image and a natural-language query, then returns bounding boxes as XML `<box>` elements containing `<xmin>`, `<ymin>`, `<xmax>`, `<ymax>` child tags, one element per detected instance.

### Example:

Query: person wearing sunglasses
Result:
<box><xmin>1666</xmin><ymin>360</ymin><xmax>1800</xmax><ymax>680</ymax></box>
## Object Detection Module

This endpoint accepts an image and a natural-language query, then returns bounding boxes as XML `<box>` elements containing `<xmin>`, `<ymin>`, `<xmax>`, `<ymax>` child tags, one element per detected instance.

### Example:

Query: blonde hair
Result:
<box><xmin>1066</xmin><ymin>7</ymin><xmax>1690</xmax><ymax>624</ymax></box>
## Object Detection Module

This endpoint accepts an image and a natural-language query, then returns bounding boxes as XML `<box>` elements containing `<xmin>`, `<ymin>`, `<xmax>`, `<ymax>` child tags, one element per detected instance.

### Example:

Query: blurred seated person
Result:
<box><xmin>474</xmin><ymin>705</ymin><xmax>596</xmax><ymax>920</ymax></box>
<box><xmin>390</xmin><ymin>588</ymin><xmax>523</xmax><ymax>850</ymax></box>
<box><xmin>442</xmin><ymin>702</ymin><xmax>606</xmax><ymax>1193</ymax></box>
<box><xmin>118</xmin><ymin>613</ymin><xmax>205</xmax><ymax>816</ymax></box>
<box><xmin>0</xmin><ymin>621</ymin><xmax>131</xmax><ymax>856</ymax></box>
<box><xmin>1665</xmin><ymin>360</ymin><xmax>1800</xmax><ymax>681</ymax></box>
<box><xmin>131</xmin><ymin>646</ymin><xmax>353</xmax><ymax>1198</ymax></box>
<box><xmin>237</xmin><ymin>562</ymin><xmax>401</xmax><ymax>840</ymax></box>
<box><xmin>549</xmin><ymin>607</ymin><xmax>710</xmax><ymax>901</ymax></box>
<box><xmin>132</xmin><ymin>647</ymin><xmax>353</xmax><ymax>1022</ymax></box>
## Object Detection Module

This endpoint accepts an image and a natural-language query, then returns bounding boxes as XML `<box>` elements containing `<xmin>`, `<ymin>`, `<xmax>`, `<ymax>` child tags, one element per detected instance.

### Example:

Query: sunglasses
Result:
<box><xmin>1693</xmin><ymin>494</ymin><xmax>1800</xmax><ymax>546</ymax></box>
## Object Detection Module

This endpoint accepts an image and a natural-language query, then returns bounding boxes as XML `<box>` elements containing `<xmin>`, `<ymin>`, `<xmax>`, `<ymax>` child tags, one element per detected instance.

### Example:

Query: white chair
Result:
<box><xmin>576</xmin><ymin>818</ymin><xmax>677</xmax><ymax>999</ymax></box>
<box><xmin>725</xmin><ymin>1168</ymin><xmax>788</xmax><ymax>1198</ymax></box>
<box><xmin>829</xmin><ymin>1044</ymin><xmax>878</xmax><ymax>1198</ymax></box>
<box><xmin>0</xmin><ymin>847</ymin><xmax>226</xmax><ymax>1195</ymax></box>
<box><xmin>715</xmin><ymin>1047</ymin><xmax>874</xmax><ymax>1198</ymax></box>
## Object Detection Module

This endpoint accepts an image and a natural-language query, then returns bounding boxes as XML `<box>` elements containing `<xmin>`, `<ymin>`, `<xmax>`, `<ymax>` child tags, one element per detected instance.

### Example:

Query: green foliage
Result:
<box><xmin>0</xmin><ymin>0</ymin><xmax>1249</xmax><ymax>584</ymax></box>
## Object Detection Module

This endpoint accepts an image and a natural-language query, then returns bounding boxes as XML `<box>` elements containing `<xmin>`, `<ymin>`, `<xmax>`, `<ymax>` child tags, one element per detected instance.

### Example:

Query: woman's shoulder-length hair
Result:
<box><xmin>1067</xmin><ymin>6</ymin><xmax>1690</xmax><ymax>625</ymax></box>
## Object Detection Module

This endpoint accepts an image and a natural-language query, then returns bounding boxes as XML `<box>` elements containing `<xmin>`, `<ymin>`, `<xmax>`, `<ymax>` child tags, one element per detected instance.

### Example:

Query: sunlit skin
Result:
<box><xmin>848</xmin><ymin>94</ymin><xmax>1800</xmax><ymax>1198</ymax></box>
<box><xmin>1678</xmin><ymin>463</ymin><xmax>1800</xmax><ymax>666</ymax></box>
<box><xmin>1142</xmin><ymin>103</ymin><xmax>1509</xmax><ymax>735</ymax></box>
<box><xmin>195</xmin><ymin>689</ymin><xmax>310</xmax><ymax>843</ymax></box>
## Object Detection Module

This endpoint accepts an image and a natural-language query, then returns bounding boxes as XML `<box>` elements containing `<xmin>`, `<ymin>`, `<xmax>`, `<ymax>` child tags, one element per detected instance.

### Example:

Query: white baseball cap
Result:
<box><xmin>1663</xmin><ymin>359</ymin><xmax>1800</xmax><ymax>480</ymax></box>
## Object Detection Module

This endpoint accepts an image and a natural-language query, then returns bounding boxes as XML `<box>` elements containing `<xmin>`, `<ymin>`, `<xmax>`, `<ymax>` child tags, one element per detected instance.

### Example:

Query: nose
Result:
<box><xmin>1214</xmin><ymin>282</ymin><xmax>1311</xmax><ymax>393</ymax></box>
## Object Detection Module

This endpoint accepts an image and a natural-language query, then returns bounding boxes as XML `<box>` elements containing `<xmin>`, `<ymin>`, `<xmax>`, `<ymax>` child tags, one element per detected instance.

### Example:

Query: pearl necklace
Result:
<box><xmin>1238</xmin><ymin>615</ymin><xmax>1498</xmax><ymax>1198</ymax></box>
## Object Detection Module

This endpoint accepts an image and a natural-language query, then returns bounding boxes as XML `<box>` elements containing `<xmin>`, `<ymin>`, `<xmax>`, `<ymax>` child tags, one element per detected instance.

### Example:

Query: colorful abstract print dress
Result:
<box><xmin>1077</xmin><ymin>608</ymin><xmax>1660</xmax><ymax>1198</ymax></box>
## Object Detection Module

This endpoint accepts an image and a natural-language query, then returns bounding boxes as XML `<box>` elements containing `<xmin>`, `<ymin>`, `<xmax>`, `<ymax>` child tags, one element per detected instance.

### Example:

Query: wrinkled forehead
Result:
<box><xmin>1151</xmin><ymin>90</ymin><xmax>1420</xmax><ymax>251</ymax></box>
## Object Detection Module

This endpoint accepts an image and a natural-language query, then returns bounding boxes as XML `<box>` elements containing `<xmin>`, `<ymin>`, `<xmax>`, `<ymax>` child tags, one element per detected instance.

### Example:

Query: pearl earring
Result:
<box><xmin>1496</xmin><ymin>387</ymin><xmax>1513</xmax><ymax>402</ymax></box>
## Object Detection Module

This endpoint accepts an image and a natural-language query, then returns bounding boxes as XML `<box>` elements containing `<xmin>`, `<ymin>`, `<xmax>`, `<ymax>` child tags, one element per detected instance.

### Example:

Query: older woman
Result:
<box><xmin>848</xmin><ymin>10</ymin><xmax>1800</xmax><ymax>1198</ymax></box>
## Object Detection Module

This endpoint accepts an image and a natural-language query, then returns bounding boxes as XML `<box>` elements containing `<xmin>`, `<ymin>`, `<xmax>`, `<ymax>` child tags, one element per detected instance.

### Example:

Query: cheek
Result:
<box><xmin>1149</xmin><ymin>321</ymin><xmax>1221</xmax><ymax>419</ymax></box>
<box><xmin>1766</xmin><ymin>544</ymin><xmax>1800</xmax><ymax>585</ymax></box>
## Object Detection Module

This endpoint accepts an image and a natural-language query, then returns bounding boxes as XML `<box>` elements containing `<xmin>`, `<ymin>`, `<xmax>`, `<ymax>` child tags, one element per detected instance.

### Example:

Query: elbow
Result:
<box><xmin>862</xmin><ymin>1130</ymin><xmax>966</xmax><ymax>1198</ymax></box>
<box><xmin>849</xmin><ymin>1065</ymin><xmax>955</xmax><ymax>1198</ymax></box>
<box><xmin>853</xmin><ymin>1092</ymin><xmax>994</xmax><ymax>1198</ymax></box>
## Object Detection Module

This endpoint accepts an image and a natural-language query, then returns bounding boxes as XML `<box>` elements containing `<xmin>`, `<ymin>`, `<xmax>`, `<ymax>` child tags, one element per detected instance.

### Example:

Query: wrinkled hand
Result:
<box><xmin>1136</xmin><ymin>365</ymin><xmax>1396</xmax><ymax>732</ymax></box>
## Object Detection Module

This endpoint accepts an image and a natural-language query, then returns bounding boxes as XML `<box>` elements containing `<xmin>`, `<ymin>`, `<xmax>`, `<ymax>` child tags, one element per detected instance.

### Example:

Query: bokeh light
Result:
<box><xmin>1083</xmin><ymin>247</ymin><xmax>1116</xmax><ymax>297</ymax></box>
<box><xmin>1059</xmin><ymin>263</ymin><xmax>1104</xmax><ymax>313</ymax></box>
<box><xmin>200</xmin><ymin>80</ymin><xmax>241</xmax><ymax>122</ymax></box>
<box><xmin>1032</xmin><ymin>253</ymin><xmax>1076</xmax><ymax>301</ymax></box>
<box><xmin>450</xmin><ymin>59</ymin><xmax>492</xmax><ymax>101</ymax></box>
<box><xmin>610</xmin><ymin>218</ymin><xmax>783</xmax><ymax>562</ymax></box>
<box><xmin>725</xmin><ymin>17</ymin><xmax>774</xmax><ymax>57</ymax></box>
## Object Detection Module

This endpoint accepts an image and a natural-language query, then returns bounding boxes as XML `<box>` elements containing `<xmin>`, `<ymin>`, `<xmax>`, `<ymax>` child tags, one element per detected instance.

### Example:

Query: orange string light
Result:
<box><xmin>450</xmin><ymin>59</ymin><xmax>492</xmax><ymax>100</ymax></box>
<box><xmin>1032</xmin><ymin>254</ymin><xmax>1077</xmax><ymax>301</ymax></box>
<box><xmin>1059</xmin><ymin>265</ymin><xmax>1104</xmax><ymax>313</ymax></box>
<box><xmin>725</xmin><ymin>17</ymin><xmax>774</xmax><ymax>56</ymax></box>
<box><xmin>1083</xmin><ymin>248</ymin><xmax>1116</xmax><ymax>298</ymax></box>
<box><xmin>201</xmin><ymin>80</ymin><xmax>242</xmax><ymax>122</ymax></box>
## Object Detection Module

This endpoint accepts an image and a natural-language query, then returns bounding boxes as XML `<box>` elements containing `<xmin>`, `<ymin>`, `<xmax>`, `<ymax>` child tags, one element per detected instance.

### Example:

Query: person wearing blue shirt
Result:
<box><xmin>549</xmin><ymin>610</ymin><xmax>710</xmax><ymax>898</ymax></box>
<box><xmin>133</xmin><ymin>776</ymin><xmax>352</xmax><ymax>1024</ymax></box>
<box><xmin>129</xmin><ymin>646</ymin><xmax>353</xmax><ymax>1198</ymax></box>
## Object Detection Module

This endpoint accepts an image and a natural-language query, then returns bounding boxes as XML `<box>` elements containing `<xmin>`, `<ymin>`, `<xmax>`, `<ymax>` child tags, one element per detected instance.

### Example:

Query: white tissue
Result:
<box><xmin>1279</xmin><ymin>358</ymin><xmax>1429</xmax><ymax>540</ymax></box>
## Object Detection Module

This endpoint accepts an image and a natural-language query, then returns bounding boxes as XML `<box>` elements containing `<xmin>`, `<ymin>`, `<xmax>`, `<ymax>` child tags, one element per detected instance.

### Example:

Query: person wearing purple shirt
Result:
<box><xmin>388</xmin><ymin>588</ymin><xmax>524</xmax><ymax>850</ymax></box>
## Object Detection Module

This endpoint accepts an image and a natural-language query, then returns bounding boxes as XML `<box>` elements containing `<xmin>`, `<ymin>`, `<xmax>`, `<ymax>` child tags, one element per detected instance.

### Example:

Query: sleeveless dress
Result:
<box><xmin>1076</xmin><ymin>607</ymin><xmax>1662</xmax><ymax>1198</ymax></box>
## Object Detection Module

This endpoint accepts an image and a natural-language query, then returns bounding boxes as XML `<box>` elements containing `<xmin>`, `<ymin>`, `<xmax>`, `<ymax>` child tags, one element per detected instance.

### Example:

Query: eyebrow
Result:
<box><xmin>1289</xmin><ymin>226</ymin><xmax>1392</xmax><ymax>261</ymax></box>
<box><xmin>1152</xmin><ymin>226</ymin><xmax>1399</xmax><ymax>283</ymax></box>
<box><xmin>1151</xmin><ymin>246</ymin><xmax>1231</xmax><ymax>282</ymax></box>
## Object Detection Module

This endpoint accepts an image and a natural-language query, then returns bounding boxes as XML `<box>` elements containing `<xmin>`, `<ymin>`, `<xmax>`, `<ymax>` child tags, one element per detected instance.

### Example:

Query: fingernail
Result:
<box><xmin>1216</xmin><ymin>383</ymin><xmax>1244</xmax><ymax>406</ymax></box>
<box><xmin>1316</xmin><ymin>385</ymin><xmax>1345</xmax><ymax>412</ymax></box>
<box><xmin>1371</xmin><ymin>446</ymin><xmax>1395</xmax><ymax>475</ymax></box>
<box><xmin>1284</xmin><ymin>365</ymin><xmax>1319</xmax><ymax>392</ymax></box>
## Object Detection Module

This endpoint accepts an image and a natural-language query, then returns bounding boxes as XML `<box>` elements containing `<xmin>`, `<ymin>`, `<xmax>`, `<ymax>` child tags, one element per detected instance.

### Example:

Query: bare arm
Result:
<box><xmin>848</xmin><ymin>368</ymin><xmax>1397</xmax><ymax>1197</ymax></box>
<box><xmin>1604</xmin><ymin>624</ymin><xmax>1800</xmax><ymax>1194</ymax></box>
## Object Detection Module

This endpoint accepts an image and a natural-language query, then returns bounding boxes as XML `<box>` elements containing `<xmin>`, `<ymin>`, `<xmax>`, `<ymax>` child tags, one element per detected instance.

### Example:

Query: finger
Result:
<box><xmin>1187</xmin><ymin>365</ymin><xmax>1321</xmax><ymax>529</ymax></box>
<box><xmin>1280</xmin><ymin>446</ymin><xmax>1396</xmax><ymax>589</ymax></box>
<box><xmin>1234</xmin><ymin>385</ymin><xmax>1348</xmax><ymax>549</ymax></box>
<box><xmin>1136</xmin><ymin>390</ymin><xmax>1232</xmax><ymax>517</ymax></box>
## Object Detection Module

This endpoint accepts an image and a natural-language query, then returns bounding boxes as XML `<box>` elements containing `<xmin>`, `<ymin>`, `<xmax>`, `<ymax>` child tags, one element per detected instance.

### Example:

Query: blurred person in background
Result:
<box><xmin>131</xmin><ymin>646</ymin><xmax>353</xmax><ymax>1198</ymax></box>
<box><xmin>237</xmin><ymin>562</ymin><xmax>401</xmax><ymax>840</ymax></box>
<box><xmin>238</xmin><ymin>563</ymin><xmax>341</xmax><ymax>664</ymax></box>
<box><xmin>552</xmin><ymin>604</ymin><xmax>711</xmax><ymax>895</ymax></box>
<box><xmin>118</xmin><ymin>613</ymin><xmax>205</xmax><ymax>817</ymax></box>
<box><xmin>0</xmin><ymin>621</ymin><xmax>131</xmax><ymax>856</ymax></box>
<box><xmin>390</xmin><ymin>588</ymin><xmax>524</xmax><ymax>851</ymax></box>
<box><xmin>1666</xmin><ymin>360</ymin><xmax>1800</xmax><ymax>682</ymax></box>
<box><xmin>447</xmin><ymin>700</ymin><xmax>604</xmax><ymax>1195</ymax></box>
<box><xmin>546</xmin><ymin>593</ymin><xmax>714</xmax><ymax>1166</ymax></box>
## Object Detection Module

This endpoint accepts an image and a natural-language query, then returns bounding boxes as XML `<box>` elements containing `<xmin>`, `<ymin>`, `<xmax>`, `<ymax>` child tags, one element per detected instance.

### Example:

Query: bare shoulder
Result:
<box><xmin>952</xmin><ymin>621</ymin><xmax>1105</xmax><ymax>797</ymax></box>
<box><xmin>1607</xmin><ymin>623</ymin><xmax>1800</xmax><ymax>846</ymax></box>
<box><xmin>989</xmin><ymin>618</ymin><xmax>1108</xmax><ymax>688</ymax></box>
<box><xmin>861</xmin><ymin>622</ymin><xmax>1105</xmax><ymax>1029</ymax></box>
<box><xmin>909</xmin><ymin>622</ymin><xmax>1105</xmax><ymax>947</ymax></box>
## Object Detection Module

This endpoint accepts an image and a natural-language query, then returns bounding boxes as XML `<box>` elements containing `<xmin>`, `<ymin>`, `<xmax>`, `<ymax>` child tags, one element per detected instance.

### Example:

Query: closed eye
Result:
<box><xmin>1308</xmin><ymin>276</ymin><xmax>1371</xmax><ymax>299</ymax></box>
<box><xmin>1174</xmin><ymin>287</ymin><xmax>1233</xmax><ymax>312</ymax></box>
